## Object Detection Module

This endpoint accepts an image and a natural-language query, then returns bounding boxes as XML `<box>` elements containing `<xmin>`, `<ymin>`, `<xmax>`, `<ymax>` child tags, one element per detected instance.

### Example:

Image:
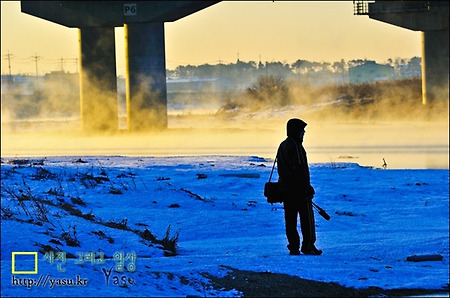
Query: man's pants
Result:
<box><xmin>283</xmin><ymin>197</ymin><xmax>316</xmax><ymax>251</ymax></box>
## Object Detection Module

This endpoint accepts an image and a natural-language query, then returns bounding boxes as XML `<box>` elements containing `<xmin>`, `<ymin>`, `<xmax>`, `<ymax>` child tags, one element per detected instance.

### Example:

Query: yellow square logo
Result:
<box><xmin>12</xmin><ymin>252</ymin><xmax>38</xmax><ymax>274</ymax></box>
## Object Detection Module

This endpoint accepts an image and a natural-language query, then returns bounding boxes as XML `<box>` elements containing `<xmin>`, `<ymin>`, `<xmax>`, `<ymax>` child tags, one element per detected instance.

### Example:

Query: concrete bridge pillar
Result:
<box><xmin>125</xmin><ymin>22</ymin><xmax>168</xmax><ymax>131</ymax></box>
<box><xmin>21</xmin><ymin>1</ymin><xmax>218</xmax><ymax>132</ymax></box>
<box><xmin>421</xmin><ymin>29</ymin><xmax>449</xmax><ymax>105</ymax></box>
<box><xmin>79</xmin><ymin>27</ymin><xmax>118</xmax><ymax>131</ymax></box>
<box><xmin>355</xmin><ymin>1</ymin><xmax>449</xmax><ymax>105</ymax></box>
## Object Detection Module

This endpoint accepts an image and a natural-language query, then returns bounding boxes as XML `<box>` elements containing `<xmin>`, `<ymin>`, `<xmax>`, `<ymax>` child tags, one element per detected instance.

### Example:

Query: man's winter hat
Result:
<box><xmin>286</xmin><ymin>118</ymin><xmax>307</xmax><ymax>137</ymax></box>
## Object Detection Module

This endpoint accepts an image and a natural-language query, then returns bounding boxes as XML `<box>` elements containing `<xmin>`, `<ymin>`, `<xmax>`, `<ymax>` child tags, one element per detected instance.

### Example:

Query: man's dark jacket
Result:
<box><xmin>276</xmin><ymin>119</ymin><xmax>314</xmax><ymax>199</ymax></box>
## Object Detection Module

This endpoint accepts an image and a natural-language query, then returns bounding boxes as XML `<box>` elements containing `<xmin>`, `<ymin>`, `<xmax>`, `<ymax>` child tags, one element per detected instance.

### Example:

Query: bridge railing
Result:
<box><xmin>354</xmin><ymin>1</ymin><xmax>434</xmax><ymax>16</ymax></box>
<box><xmin>353</xmin><ymin>1</ymin><xmax>369</xmax><ymax>15</ymax></box>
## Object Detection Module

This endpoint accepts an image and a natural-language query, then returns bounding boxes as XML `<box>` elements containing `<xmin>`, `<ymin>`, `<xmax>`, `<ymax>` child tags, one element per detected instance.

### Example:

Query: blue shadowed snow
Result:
<box><xmin>1</xmin><ymin>155</ymin><xmax>448</xmax><ymax>297</ymax></box>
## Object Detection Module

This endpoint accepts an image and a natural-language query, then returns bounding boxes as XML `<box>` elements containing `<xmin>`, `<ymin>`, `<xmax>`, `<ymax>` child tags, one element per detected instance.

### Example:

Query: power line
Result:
<box><xmin>1</xmin><ymin>52</ymin><xmax>80</xmax><ymax>75</ymax></box>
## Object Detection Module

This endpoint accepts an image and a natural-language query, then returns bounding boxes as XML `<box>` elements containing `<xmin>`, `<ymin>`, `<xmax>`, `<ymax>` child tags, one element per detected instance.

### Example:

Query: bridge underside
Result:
<box><xmin>21</xmin><ymin>1</ymin><xmax>219</xmax><ymax>131</ymax></box>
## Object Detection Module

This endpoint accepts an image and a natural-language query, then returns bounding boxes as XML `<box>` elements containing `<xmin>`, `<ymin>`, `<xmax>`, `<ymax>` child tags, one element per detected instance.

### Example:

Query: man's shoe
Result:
<box><xmin>289</xmin><ymin>250</ymin><xmax>300</xmax><ymax>255</ymax></box>
<box><xmin>301</xmin><ymin>246</ymin><xmax>323</xmax><ymax>255</ymax></box>
<box><xmin>287</xmin><ymin>244</ymin><xmax>300</xmax><ymax>255</ymax></box>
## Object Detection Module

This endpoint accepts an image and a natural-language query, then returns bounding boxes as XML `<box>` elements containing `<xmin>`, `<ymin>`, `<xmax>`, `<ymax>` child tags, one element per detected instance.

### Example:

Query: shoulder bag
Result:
<box><xmin>264</xmin><ymin>156</ymin><xmax>283</xmax><ymax>204</ymax></box>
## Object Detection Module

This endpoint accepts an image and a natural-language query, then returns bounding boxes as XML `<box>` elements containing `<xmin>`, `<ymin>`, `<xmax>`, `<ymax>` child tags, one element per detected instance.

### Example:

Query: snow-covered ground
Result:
<box><xmin>1</xmin><ymin>155</ymin><xmax>448</xmax><ymax>297</ymax></box>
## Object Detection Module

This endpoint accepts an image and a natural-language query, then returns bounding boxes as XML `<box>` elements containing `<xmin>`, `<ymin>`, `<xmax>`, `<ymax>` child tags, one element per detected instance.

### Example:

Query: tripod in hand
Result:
<box><xmin>311</xmin><ymin>201</ymin><xmax>331</xmax><ymax>221</ymax></box>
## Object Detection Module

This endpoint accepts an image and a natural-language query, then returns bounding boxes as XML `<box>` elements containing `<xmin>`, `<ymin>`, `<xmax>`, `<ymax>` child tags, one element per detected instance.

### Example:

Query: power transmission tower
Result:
<box><xmin>67</xmin><ymin>57</ymin><xmax>78</xmax><ymax>73</ymax></box>
<box><xmin>59</xmin><ymin>57</ymin><xmax>78</xmax><ymax>73</ymax></box>
<box><xmin>30</xmin><ymin>53</ymin><xmax>42</xmax><ymax>89</ymax></box>
<box><xmin>2</xmin><ymin>50</ymin><xmax>13</xmax><ymax>82</ymax></box>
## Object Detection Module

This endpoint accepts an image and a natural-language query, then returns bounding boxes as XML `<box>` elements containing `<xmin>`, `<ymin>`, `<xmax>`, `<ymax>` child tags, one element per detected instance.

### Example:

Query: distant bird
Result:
<box><xmin>382</xmin><ymin>158</ymin><xmax>387</xmax><ymax>169</ymax></box>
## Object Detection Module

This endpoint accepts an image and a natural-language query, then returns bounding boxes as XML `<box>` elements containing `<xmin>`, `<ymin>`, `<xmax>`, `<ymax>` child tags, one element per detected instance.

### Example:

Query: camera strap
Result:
<box><xmin>268</xmin><ymin>155</ymin><xmax>277</xmax><ymax>182</ymax></box>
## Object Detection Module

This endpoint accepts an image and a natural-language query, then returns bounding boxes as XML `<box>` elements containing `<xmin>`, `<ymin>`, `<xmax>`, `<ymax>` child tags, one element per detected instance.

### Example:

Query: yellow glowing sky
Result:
<box><xmin>1</xmin><ymin>1</ymin><xmax>421</xmax><ymax>76</ymax></box>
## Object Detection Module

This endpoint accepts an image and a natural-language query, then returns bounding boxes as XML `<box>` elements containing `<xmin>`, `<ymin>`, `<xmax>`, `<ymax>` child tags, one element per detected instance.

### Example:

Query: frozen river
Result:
<box><xmin>2</xmin><ymin>115</ymin><xmax>448</xmax><ymax>169</ymax></box>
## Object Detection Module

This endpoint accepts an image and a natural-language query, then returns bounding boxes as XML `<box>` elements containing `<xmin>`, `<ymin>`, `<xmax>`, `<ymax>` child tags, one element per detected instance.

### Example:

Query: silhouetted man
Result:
<box><xmin>277</xmin><ymin>118</ymin><xmax>322</xmax><ymax>255</ymax></box>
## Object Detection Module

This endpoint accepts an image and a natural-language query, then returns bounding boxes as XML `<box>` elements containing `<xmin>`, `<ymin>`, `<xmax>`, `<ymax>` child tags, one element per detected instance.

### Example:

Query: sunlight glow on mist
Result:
<box><xmin>2</xmin><ymin>111</ymin><xmax>448</xmax><ymax>169</ymax></box>
<box><xmin>1</xmin><ymin>1</ymin><xmax>445</xmax><ymax>170</ymax></box>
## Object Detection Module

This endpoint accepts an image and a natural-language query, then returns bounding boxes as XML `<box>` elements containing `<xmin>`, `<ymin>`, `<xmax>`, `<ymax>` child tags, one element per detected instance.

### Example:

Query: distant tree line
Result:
<box><xmin>167</xmin><ymin>57</ymin><xmax>421</xmax><ymax>84</ymax></box>
<box><xmin>2</xmin><ymin>55</ymin><xmax>421</xmax><ymax>84</ymax></box>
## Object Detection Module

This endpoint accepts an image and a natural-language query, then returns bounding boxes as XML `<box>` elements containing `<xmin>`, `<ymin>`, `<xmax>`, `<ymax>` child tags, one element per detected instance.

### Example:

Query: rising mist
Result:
<box><xmin>1</xmin><ymin>75</ymin><xmax>448</xmax><ymax>169</ymax></box>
